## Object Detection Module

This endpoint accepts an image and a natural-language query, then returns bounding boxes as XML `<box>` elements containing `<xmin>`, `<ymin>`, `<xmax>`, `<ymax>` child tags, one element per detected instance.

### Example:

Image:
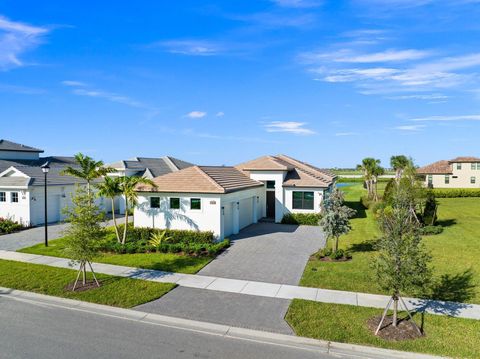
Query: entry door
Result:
<box><xmin>266</xmin><ymin>191</ymin><xmax>275</xmax><ymax>218</ymax></box>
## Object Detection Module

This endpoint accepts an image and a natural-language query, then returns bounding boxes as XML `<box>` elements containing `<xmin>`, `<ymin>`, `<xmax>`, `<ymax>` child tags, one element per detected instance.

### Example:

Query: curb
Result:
<box><xmin>0</xmin><ymin>287</ymin><xmax>447</xmax><ymax>359</ymax></box>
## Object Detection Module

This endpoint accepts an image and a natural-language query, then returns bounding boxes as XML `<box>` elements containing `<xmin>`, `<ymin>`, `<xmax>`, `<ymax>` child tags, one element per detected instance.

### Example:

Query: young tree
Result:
<box><xmin>373</xmin><ymin>184</ymin><xmax>432</xmax><ymax>334</ymax></box>
<box><xmin>63</xmin><ymin>186</ymin><xmax>106</xmax><ymax>290</ymax></box>
<box><xmin>62</xmin><ymin>153</ymin><xmax>114</xmax><ymax>199</ymax></box>
<box><xmin>119</xmin><ymin>176</ymin><xmax>156</xmax><ymax>244</ymax></box>
<box><xmin>95</xmin><ymin>176</ymin><xmax>122</xmax><ymax>243</ymax></box>
<box><xmin>320</xmin><ymin>188</ymin><xmax>356</xmax><ymax>253</ymax></box>
<box><xmin>390</xmin><ymin>155</ymin><xmax>410</xmax><ymax>183</ymax></box>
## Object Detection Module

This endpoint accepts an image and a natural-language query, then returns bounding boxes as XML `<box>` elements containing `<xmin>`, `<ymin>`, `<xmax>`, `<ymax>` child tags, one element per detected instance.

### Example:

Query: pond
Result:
<box><xmin>336</xmin><ymin>183</ymin><xmax>354</xmax><ymax>188</ymax></box>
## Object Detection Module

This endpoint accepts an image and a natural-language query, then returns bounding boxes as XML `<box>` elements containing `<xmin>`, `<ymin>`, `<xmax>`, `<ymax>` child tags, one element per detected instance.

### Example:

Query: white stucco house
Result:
<box><xmin>0</xmin><ymin>139</ymin><xmax>105</xmax><ymax>226</ymax></box>
<box><xmin>417</xmin><ymin>156</ymin><xmax>480</xmax><ymax>188</ymax></box>
<box><xmin>134</xmin><ymin>155</ymin><xmax>336</xmax><ymax>239</ymax></box>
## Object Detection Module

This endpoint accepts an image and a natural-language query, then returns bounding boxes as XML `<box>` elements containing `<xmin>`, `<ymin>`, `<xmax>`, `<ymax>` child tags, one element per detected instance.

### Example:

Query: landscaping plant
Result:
<box><xmin>95</xmin><ymin>176</ymin><xmax>122</xmax><ymax>242</ymax></box>
<box><xmin>320</xmin><ymin>188</ymin><xmax>356</xmax><ymax>255</ymax></box>
<box><xmin>357</xmin><ymin>158</ymin><xmax>384</xmax><ymax>201</ymax></box>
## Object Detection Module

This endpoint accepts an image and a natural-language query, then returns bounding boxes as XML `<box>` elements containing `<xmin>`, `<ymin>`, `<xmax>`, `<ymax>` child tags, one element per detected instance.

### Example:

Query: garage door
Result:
<box><xmin>239</xmin><ymin>197</ymin><xmax>253</xmax><ymax>230</ymax></box>
<box><xmin>223</xmin><ymin>203</ymin><xmax>233</xmax><ymax>237</ymax></box>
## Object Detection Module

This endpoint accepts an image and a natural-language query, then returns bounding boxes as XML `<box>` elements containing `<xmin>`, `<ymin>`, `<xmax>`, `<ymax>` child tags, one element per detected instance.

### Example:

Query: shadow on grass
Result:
<box><xmin>345</xmin><ymin>201</ymin><xmax>367</xmax><ymax>219</ymax></box>
<box><xmin>436</xmin><ymin>219</ymin><xmax>457</xmax><ymax>228</ymax></box>
<box><xmin>429</xmin><ymin>269</ymin><xmax>476</xmax><ymax>303</ymax></box>
<box><xmin>349</xmin><ymin>238</ymin><xmax>379</xmax><ymax>253</ymax></box>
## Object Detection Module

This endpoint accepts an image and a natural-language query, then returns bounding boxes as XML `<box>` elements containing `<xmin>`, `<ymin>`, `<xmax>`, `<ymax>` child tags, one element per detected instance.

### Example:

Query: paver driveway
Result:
<box><xmin>199</xmin><ymin>222</ymin><xmax>325</xmax><ymax>285</ymax></box>
<box><xmin>136</xmin><ymin>222</ymin><xmax>325</xmax><ymax>334</ymax></box>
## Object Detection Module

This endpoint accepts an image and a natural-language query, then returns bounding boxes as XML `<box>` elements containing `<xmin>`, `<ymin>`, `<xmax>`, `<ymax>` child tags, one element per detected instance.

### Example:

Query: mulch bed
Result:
<box><xmin>367</xmin><ymin>315</ymin><xmax>424</xmax><ymax>341</ymax></box>
<box><xmin>64</xmin><ymin>280</ymin><xmax>102</xmax><ymax>292</ymax></box>
<box><xmin>319</xmin><ymin>256</ymin><xmax>352</xmax><ymax>262</ymax></box>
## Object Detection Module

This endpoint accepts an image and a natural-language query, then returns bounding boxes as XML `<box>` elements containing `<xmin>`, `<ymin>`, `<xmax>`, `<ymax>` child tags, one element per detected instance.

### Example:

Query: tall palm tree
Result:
<box><xmin>95</xmin><ymin>176</ymin><xmax>122</xmax><ymax>242</ymax></box>
<box><xmin>119</xmin><ymin>176</ymin><xmax>156</xmax><ymax>244</ymax></box>
<box><xmin>390</xmin><ymin>155</ymin><xmax>410</xmax><ymax>183</ymax></box>
<box><xmin>371</xmin><ymin>162</ymin><xmax>385</xmax><ymax>201</ymax></box>
<box><xmin>62</xmin><ymin>153</ymin><xmax>114</xmax><ymax>198</ymax></box>
<box><xmin>357</xmin><ymin>158</ymin><xmax>380</xmax><ymax>199</ymax></box>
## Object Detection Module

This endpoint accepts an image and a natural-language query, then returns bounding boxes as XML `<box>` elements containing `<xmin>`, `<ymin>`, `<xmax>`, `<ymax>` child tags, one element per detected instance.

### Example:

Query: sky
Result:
<box><xmin>1</xmin><ymin>0</ymin><xmax>480</xmax><ymax>168</ymax></box>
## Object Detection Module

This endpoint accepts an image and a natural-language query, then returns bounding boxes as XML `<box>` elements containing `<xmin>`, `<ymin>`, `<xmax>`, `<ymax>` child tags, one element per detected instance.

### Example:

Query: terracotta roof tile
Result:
<box><xmin>449</xmin><ymin>156</ymin><xmax>480</xmax><ymax>163</ymax></box>
<box><xmin>417</xmin><ymin>160</ymin><xmax>452</xmax><ymax>174</ymax></box>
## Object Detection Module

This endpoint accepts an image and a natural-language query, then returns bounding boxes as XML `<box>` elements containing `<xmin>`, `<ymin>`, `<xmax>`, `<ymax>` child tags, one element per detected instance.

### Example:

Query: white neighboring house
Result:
<box><xmin>106</xmin><ymin>157</ymin><xmax>194</xmax><ymax>214</ymax></box>
<box><xmin>0</xmin><ymin>139</ymin><xmax>106</xmax><ymax>226</ymax></box>
<box><xmin>417</xmin><ymin>156</ymin><xmax>480</xmax><ymax>189</ymax></box>
<box><xmin>134</xmin><ymin>155</ymin><xmax>336</xmax><ymax>239</ymax></box>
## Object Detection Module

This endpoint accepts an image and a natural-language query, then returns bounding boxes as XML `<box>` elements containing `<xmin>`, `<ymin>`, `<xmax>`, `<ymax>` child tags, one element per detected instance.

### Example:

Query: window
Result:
<box><xmin>477</xmin><ymin>163</ymin><xmax>480</xmax><ymax>170</ymax></box>
<box><xmin>11</xmin><ymin>192</ymin><xmax>18</xmax><ymax>203</ymax></box>
<box><xmin>444</xmin><ymin>175</ymin><xmax>450</xmax><ymax>184</ymax></box>
<box><xmin>170</xmin><ymin>197</ymin><xmax>180</xmax><ymax>209</ymax></box>
<box><xmin>472</xmin><ymin>163</ymin><xmax>476</xmax><ymax>170</ymax></box>
<box><xmin>266</xmin><ymin>180</ymin><xmax>275</xmax><ymax>189</ymax></box>
<box><xmin>292</xmin><ymin>191</ymin><xmax>314</xmax><ymax>210</ymax></box>
<box><xmin>471</xmin><ymin>177</ymin><xmax>476</xmax><ymax>184</ymax></box>
<box><xmin>150</xmin><ymin>197</ymin><xmax>160</xmax><ymax>209</ymax></box>
<box><xmin>457</xmin><ymin>163</ymin><xmax>462</xmax><ymax>170</ymax></box>
<box><xmin>427</xmin><ymin>175</ymin><xmax>433</xmax><ymax>186</ymax></box>
<box><xmin>190</xmin><ymin>198</ymin><xmax>201</xmax><ymax>210</ymax></box>
<box><xmin>0</xmin><ymin>192</ymin><xmax>5</xmax><ymax>202</ymax></box>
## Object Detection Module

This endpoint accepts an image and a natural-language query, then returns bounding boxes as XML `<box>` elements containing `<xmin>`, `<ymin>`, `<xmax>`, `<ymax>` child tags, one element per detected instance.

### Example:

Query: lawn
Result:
<box><xmin>300</xmin><ymin>183</ymin><xmax>480</xmax><ymax>303</ymax></box>
<box><xmin>19</xmin><ymin>235</ymin><xmax>213</xmax><ymax>274</ymax></box>
<box><xmin>0</xmin><ymin>259</ymin><xmax>175</xmax><ymax>308</ymax></box>
<box><xmin>286</xmin><ymin>300</ymin><xmax>480</xmax><ymax>359</ymax></box>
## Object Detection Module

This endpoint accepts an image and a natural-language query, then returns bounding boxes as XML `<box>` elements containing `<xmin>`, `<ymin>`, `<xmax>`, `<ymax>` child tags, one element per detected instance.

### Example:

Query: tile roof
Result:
<box><xmin>136</xmin><ymin>166</ymin><xmax>263</xmax><ymax>194</ymax></box>
<box><xmin>449</xmin><ymin>156</ymin><xmax>480</xmax><ymax>163</ymax></box>
<box><xmin>0</xmin><ymin>139</ymin><xmax>43</xmax><ymax>153</ymax></box>
<box><xmin>107</xmin><ymin>156</ymin><xmax>194</xmax><ymax>178</ymax></box>
<box><xmin>236</xmin><ymin>154</ymin><xmax>336</xmax><ymax>188</ymax></box>
<box><xmin>417</xmin><ymin>160</ymin><xmax>452</xmax><ymax>174</ymax></box>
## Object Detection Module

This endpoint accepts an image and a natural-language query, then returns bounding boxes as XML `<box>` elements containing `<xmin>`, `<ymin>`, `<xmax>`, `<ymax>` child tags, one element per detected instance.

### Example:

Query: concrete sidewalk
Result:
<box><xmin>1</xmin><ymin>249</ymin><xmax>479</xmax><ymax>321</ymax></box>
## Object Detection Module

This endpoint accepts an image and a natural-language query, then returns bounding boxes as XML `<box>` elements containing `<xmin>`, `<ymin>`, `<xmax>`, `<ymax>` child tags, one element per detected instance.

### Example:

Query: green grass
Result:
<box><xmin>300</xmin><ymin>183</ymin><xmax>480</xmax><ymax>303</ymax></box>
<box><xmin>286</xmin><ymin>300</ymin><xmax>480</xmax><ymax>359</ymax></box>
<box><xmin>0</xmin><ymin>259</ymin><xmax>175</xmax><ymax>308</ymax></box>
<box><xmin>19</xmin><ymin>235</ymin><xmax>212</xmax><ymax>274</ymax></box>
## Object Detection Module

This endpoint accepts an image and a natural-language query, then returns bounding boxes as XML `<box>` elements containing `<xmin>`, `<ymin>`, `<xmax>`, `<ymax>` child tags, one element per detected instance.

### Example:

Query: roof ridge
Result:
<box><xmin>195</xmin><ymin>166</ymin><xmax>226</xmax><ymax>193</ymax></box>
<box><xmin>163</xmin><ymin>156</ymin><xmax>180</xmax><ymax>172</ymax></box>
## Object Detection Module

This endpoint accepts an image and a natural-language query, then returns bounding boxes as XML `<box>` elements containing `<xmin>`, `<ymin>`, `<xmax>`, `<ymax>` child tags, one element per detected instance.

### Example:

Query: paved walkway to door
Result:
<box><xmin>199</xmin><ymin>222</ymin><xmax>325</xmax><ymax>285</ymax></box>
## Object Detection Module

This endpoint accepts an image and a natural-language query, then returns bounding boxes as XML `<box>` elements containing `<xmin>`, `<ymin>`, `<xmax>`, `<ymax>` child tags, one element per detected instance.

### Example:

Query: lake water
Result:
<box><xmin>336</xmin><ymin>183</ymin><xmax>354</xmax><ymax>188</ymax></box>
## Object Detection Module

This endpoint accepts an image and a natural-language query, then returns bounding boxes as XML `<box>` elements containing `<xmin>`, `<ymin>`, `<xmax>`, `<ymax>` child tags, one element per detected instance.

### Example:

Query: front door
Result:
<box><xmin>266</xmin><ymin>191</ymin><xmax>275</xmax><ymax>218</ymax></box>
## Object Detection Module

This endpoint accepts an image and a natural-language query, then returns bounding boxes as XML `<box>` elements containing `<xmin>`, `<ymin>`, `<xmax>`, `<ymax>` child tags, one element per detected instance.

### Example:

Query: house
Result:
<box><xmin>417</xmin><ymin>156</ymin><xmax>480</xmax><ymax>188</ymax></box>
<box><xmin>106</xmin><ymin>156</ymin><xmax>194</xmax><ymax>214</ymax></box>
<box><xmin>134</xmin><ymin>155</ymin><xmax>336</xmax><ymax>239</ymax></box>
<box><xmin>0</xmin><ymin>139</ymin><xmax>106</xmax><ymax>226</ymax></box>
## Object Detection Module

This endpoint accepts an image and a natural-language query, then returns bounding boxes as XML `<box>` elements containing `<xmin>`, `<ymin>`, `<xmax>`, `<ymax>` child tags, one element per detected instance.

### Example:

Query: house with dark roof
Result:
<box><xmin>0</xmin><ymin>140</ymin><xmax>107</xmax><ymax>226</ymax></box>
<box><xmin>134</xmin><ymin>155</ymin><xmax>336</xmax><ymax>239</ymax></box>
<box><xmin>417</xmin><ymin>156</ymin><xmax>480</xmax><ymax>188</ymax></box>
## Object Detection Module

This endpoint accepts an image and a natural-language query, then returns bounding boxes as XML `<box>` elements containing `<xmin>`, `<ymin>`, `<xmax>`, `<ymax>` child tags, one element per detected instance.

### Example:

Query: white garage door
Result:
<box><xmin>223</xmin><ymin>203</ymin><xmax>233</xmax><ymax>237</ymax></box>
<box><xmin>47</xmin><ymin>194</ymin><xmax>61</xmax><ymax>223</ymax></box>
<box><xmin>239</xmin><ymin>197</ymin><xmax>253</xmax><ymax>230</ymax></box>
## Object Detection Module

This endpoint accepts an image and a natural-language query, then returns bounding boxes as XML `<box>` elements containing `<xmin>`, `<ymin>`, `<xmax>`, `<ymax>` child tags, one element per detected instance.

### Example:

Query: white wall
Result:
<box><xmin>284</xmin><ymin>187</ymin><xmax>325</xmax><ymax>214</ymax></box>
<box><xmin>0</xmin><ymin>151</ymin><xmax>40</xmax><ymax>160</ymax></box>
<box><xmin>0</xmin><ymin>187</ymin><xmax>31</xmax><ymax>225</ymax></box>
<box><xmin>248</xmin><ymin>171</ymin><xmax>286</xmax><ymax>222</ymax></box>
<box><xmin>424</xmin><ymin>163</ymin><xmax>480</xmax><ymax>189</ymax></box>
<box><xmin>134</xmin><ymin>192</ymin><xmax>222</xmax><ymax>237</ymax></box>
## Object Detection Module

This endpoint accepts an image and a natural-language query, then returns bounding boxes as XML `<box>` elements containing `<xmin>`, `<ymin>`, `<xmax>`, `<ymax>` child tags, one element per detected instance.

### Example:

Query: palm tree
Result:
<box><xmin>372</xmin><ymin>162</ymin><xmax>385</xmax><ymax>201</ymax></box>
<box><xmin>62</xmin><ymin>153</ymin><xmax>114</xmax><ymax>198</ymax></box>
<box><xmin>390</xmin><ymin>155</ymin><xmax>410</xmax><ymax>183</ymax></box>
<box><xmin>95</xmin><ymin>176</ymin><xmax>122</xmax><ymax>242</ymax></box>
<box><xmin>119</xmin><ymin>176</ymin><xmax>156</xmax><ymax>244</ymax></box>
<box><xmin>357</xmin><ymin>158</ymin><xmax>380</xmax><ymax>199</ymax></box>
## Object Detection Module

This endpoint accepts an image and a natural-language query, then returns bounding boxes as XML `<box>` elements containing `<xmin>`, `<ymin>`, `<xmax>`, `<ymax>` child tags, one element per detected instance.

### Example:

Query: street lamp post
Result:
<box><xmin>41</xmin><ymin>163</ymin><xmax>50</xmax><ymax>247</ymax></box>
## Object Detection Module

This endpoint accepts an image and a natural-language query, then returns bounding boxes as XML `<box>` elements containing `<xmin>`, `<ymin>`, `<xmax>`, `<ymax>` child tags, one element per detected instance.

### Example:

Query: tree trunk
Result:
<box><xmin>334</xmin><ymin>236</ymin><xmax>339</xmax><ymax>253</ymax></box>
<box><xmin>122</xmin><ymin>197</ymin><xmax>128</xmax><ymax>245</ymax></box>
<box><xmin>111</xmin><ymin>198</ymin><xmax>120</xmax><ymax>243</ymax></box>
<box><xmin>82</xmin><ymin>261</ymin><xmax>87</xmax><ymax>285</ymax></box>
<box><xmin>392</xmin><ymin>294</ymin><xmax>398</xmax><ymax>327</ymax></box>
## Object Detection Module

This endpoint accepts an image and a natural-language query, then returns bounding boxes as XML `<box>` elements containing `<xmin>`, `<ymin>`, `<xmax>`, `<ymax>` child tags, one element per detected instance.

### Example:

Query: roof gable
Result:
<box><xmin>417</xmin><ymin>160</ymin><xmax>452</xmax><ymax>174</ymax></box>
<box><xmin>0</xmin><ymin>139</ymin><xmax>43</xmax><ymax>153</ymax></box>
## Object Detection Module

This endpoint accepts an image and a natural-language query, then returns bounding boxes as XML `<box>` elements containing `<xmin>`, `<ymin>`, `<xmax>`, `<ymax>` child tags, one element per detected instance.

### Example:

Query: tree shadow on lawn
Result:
<box><xmin>345</xmin><ymin>201</ymin><xmax>367</xmax><ymax>219</ymax></box>
<box><xmin>348</xmin><ymin>238</ymin><xmax>379</xmax><ymax>253</ymax></box>
<box><xmin>435</xmin><ymin>219</ymin><xmax>457</xmax><ymax>228</ymax></box>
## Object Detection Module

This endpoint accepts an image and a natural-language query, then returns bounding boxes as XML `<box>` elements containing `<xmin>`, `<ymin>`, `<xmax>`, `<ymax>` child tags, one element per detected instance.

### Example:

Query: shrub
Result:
<box><xmin>0</xmin><ymin>217</ymin><xmax>25</xmax><ymax>235</ymax></box>
<box><xmin>432</xmin><ymin>188</ymin><xmax>480</xmax><ymax>198</ymax></box>
<box><xmin>360</xmin><ymin>195</ymin><xmax>373</xmax><ymax>209</ymax></box>
<box><xmin>315</xmin><ymin>247</ymin><xmax>332</xmax><ymax>259</ymax></box>
<box><xmin>420</xmin><ymin>225</ymin><xmax>444</xmax><ymax>236</ymax></box>
<box><xmin>329</xmin><ymin>249</ymin><xmax>351</xmax><ymax>260</ymax></box>
<box><xmin>281</xmin><ymin>213</ymin><xmax>321</xmax><ymax>226</ymax></box>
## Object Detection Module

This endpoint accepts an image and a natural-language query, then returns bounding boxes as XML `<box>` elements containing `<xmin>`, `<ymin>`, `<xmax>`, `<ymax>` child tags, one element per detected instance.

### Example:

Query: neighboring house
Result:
<box><xmin>134</xmin><ymin>155</ymin><xmax>336</xmax><ymax>239</ymax></box>
<box><xmin>0</xmin><ymin>139</ymin><xmax>104</xmax><ymax>226</ymax></box>
<box><xmin>106</xmin><ymin>156</ymin><xmax>194</xmax><ymax>214</ymax></box>
<box><xmin>417</xmin><ymin>156</ymin><xmax>480</xmax><ymax>188</ymax></box>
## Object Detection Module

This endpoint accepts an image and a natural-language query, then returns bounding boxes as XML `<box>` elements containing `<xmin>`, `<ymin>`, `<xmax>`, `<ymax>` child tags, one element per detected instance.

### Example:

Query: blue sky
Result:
<box><xmin>1</xmin><ymin>0</ymin><xmax>480</xmax><ymax>168</ymax></box>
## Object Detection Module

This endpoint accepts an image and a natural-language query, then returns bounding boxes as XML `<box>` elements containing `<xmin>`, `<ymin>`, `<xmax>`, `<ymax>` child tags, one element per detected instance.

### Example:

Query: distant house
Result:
<box><xmin>134</xmin><ymin>155</ymin><xmax>336</xmax><ymax>239</ymax></box>
<box><xmin>106</xmin><ymin>157</ymin><xmax>194</xmax><ymax>214</ymax></box>
<box><xmin>0</xmin><ymin>139</ymin><xmax>106</xmax><ymax>226</ymax></box>
<box><xmin>417</xmin><ymin>156</ymin><xmax>480</xmax><ymax>188</ymax></box>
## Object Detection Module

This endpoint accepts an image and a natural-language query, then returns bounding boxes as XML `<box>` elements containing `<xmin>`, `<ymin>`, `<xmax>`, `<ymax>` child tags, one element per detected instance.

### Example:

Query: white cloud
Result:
<box><xmin>335</xmin><ymin>132</ymin><xmax>360</xmax><ymax>136</ymax></box>
<box><xmin>0</xmin><ymin>15</ymin><xmax>48</xmax><ymax>70</ymax></box>
<box><xmin>393</xmin><ymin>124</ymin><xmax>426</xmax><ymax>131</ymax></box>
<box><xmin>61</xmin><ymin>80</ymin><xmax>87</xmax><ymax>87</ymax></box>
<box><xmin>216</xmin><ymin>111</ymin><xmax>225</xmax><ymax>117</ymax></box>
<box><xmin>154</xmin><ymin>40</ymin><xmax>223</xmax><ymax>56</ymax></box>
<box><xmin>387</xmin><ymin>94</ymin><xmax>448</xmax><ymax>100</ymax></box>
<box><xmin>186</xmin><ymin>111</ymin><xmax>207</xmax><ymax>119</ymax></box>
<box><xmin>264</xmin><ymin>121</ymin><xmax>315</xmax><ymax>135</ymax></box>
<box><xmin>410</xmin><ymin>115</ymin><xmax>480</xmax><ymax>122</ymax></box>
<box><xmin>337</xmin><ymin>49</ymin><xmax>431</xmax><ymax>63</ymax></box>
<box><xmin>271</xmin><ymin>0</ymin><xmax>322</xmax><ymax>8</ymax></box>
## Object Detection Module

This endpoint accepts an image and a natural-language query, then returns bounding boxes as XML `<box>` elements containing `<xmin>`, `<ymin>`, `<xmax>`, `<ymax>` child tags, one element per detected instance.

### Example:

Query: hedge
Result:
<box><xmin>120</xmin><ymin>226</ymin><xmax>215</xmax><ymax>244</ymax></box>
<box><xmin>337</xmin><ymin>177</ymin><xmax>391</xmax><ymax>183</ymax></box>
<box><xmin>281</xmin><ymin>213</ymin><xmax>321</xmax><ymax>226</ymax></box>
<box><xmin>432</xmin><ymin>188</ymin><xmax>480</xmax><ymax>198</ymax></box>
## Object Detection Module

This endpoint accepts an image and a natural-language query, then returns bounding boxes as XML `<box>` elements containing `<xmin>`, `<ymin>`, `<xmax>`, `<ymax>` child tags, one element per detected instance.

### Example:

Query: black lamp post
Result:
<box><xmin>41</xmin><ymin>163</ymin><xmax>50</xmax><ymax>247</ymax></box>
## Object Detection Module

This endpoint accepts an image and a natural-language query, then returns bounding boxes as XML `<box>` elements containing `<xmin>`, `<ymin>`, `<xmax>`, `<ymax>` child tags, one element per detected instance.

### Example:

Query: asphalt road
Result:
<box><xmin>0</xmin><ymin>296</ymin><xmax>333</xmax><ymax>359</ymax></box>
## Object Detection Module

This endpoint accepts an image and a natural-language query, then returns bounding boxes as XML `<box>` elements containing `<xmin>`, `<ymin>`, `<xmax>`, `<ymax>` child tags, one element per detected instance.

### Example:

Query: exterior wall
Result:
<box><xmin>284</xmin><ymin>187</ymin><xmax>325</xmax><ymax>214</ymax></box>
<box><xmin>134</xmin><ymin>192</ymin><xmax>222</xmax><ymax>238</ymax></box>
<box><xmin>0</xmin><ymin>150</ymin><xmax>40</xmax><ymax>161</ymax></box>
<box><xmin>248</xmin><ymin>171</ymin><xmax>286</xmax><ymax>223</ymax></box>
<box><xmin>0</xmin><ymin>187</ymin><xmax>30</xmax><ymax>225</ymax></box>
<box><xmin>423</xmin><ymin>162</ymin><xmax>480</xmax><ymax>188</ymax></box>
